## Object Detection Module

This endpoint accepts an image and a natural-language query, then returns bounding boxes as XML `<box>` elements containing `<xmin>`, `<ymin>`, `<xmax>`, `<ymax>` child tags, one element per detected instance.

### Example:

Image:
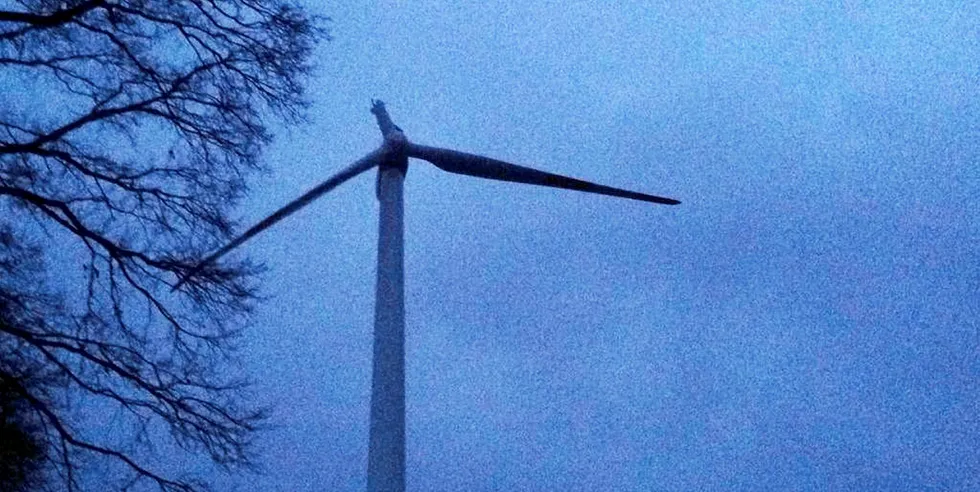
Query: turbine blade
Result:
<box><xmin>406</xmin><ymin>143</ymin><xmax>680</xmax><ymax>205</ymax></box>
<box><xmin>173</xmin><ymin>148</ymin><xmax>383</xmax><ymax>290</ymax></box>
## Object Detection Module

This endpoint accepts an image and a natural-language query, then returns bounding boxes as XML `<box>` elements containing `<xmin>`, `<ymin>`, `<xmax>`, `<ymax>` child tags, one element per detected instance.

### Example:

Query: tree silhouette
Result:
<box><xmin>1</xmin><ymin>356</ymin><xmax>49</xmax><ymax>492</ymax></box>
<box><xmin>0</xmin><ymin>2</ymin><xmax>325</xmax><ymax>490</ymax></box>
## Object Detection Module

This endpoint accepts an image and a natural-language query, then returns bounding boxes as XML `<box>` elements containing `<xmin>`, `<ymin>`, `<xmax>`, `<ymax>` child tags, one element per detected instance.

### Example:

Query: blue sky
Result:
<box><xmin>209</xmin><ymin>1</ymin><xmax>979</xmax><ymax>490</ymax></box>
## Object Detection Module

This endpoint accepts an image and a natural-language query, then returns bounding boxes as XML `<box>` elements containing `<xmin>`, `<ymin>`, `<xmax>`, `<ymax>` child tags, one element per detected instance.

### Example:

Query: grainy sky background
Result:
<box><xmin>213</xmin><ymin>1</ymin><xmax>978</xmax><ymax>490</ymax></box>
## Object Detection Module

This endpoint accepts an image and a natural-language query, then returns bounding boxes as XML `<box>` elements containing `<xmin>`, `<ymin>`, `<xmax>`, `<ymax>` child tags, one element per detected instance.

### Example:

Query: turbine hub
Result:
<box><xmin>383</xmin><ymin>129</ymin><xmax>408</xmax><ymax>153</ymax></box>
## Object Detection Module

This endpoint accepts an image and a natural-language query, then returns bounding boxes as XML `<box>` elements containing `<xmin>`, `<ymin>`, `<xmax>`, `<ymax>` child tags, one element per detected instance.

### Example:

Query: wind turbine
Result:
<box><xmin>175</xmin><ymin>101</ymin><xmax>679</xmax><ymax>492</ymax></box>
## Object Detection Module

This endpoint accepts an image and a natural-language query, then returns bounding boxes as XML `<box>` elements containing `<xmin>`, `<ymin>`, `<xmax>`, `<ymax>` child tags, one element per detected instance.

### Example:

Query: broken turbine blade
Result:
<box><xmin>173</xmin><ymin>148</ymin><xmax>384</xmax><ymax>290</ymax></box>
<box><xmin>405</xmin><ymin>143</ymin><xmax>680</xmax><ymax>205</ymax></box>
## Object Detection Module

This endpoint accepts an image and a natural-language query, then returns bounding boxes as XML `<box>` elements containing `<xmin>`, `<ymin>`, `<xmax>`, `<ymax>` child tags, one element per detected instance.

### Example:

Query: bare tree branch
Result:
<box><xmin>0</xmin><ymin>1</ymin><xmax>326</xmax><ymax>489</ymax></box>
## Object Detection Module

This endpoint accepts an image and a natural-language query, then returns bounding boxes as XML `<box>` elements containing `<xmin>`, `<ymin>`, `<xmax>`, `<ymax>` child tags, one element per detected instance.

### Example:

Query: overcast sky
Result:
<box><xmin>212</xmin><ymin>1</ymin><xmax>979</xmax><ymax>490</ymax></box>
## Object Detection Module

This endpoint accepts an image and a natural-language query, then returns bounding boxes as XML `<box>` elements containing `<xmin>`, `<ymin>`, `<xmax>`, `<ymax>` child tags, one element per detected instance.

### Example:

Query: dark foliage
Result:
<box><xmin>0</xmin><ymin>1</ymin><xmax>326</xmax><ymax>490</ymax></box>
<box><xmin>0</xmin><ymin>365</ymin><xmax>47</xmax><ymax>492</ymax></box>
